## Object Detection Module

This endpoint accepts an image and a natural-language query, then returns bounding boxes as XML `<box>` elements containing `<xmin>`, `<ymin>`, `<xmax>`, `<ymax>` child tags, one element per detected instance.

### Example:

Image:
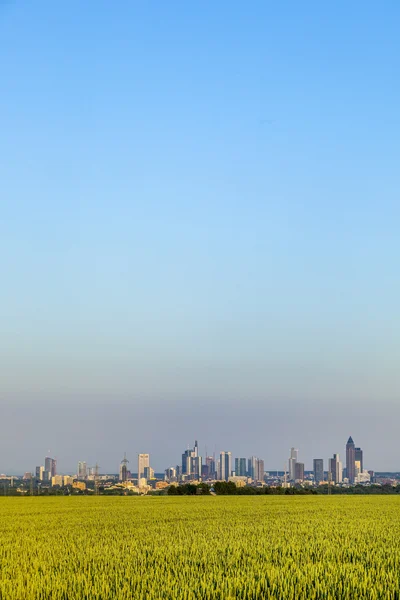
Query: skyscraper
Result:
<box><xmin>181</xmin><ymin>441</ymin><xmax>200</xmax><ymax>477</ymax></box>
<box><xmin>288</xmin><ymin>448</ymin><xmax>298</xmax><ymax>481</ymax></box>
<box><xmin>248</xmin><ymin>456</ymin><xmax>258</xmax><ymax>480</ymax></box>
<box><xmin>355</xmin><ymin>447</ymin><xmax>363</xmax><ymax>474</ymax></box>
<box><xmin>329</xmin><ymin>453</ymin><xmax>342</xmax><ymax>484</ymax></box>
<box><xmin>219</xmin><ymin>451</ymin><xmax>232</xmax><ymax>481</ymax></box>
<box><xmin>256</xmin><ymin>459</ymin><xmax>265</xmax><ymax>482</ymax></box>
<box><xmin>313</xmin><ymin>459</ymin><xmax>324</xmax><ymax>484</ymax></box>
<box><xmin>138</xmin><ymin>453</ymin><xmax>150</xmax><ymax>482</ymax></box>
<box><xmin>77</xmin><ymin>461</ymin><xmax>87</xmax><ymax>480</ymax></box>
<box><xmin>235</xmin><ymin>458</ymin><xmax>247</xmax><ymax>477</ymax></box>
<box><xmin>35</xmin><ymin>466</ymin><xmax>45</xmax><ymax>481</ymax></box>
<box><xmin>119</xmin><ymin>454</ymin><xmax>129</xmax><ymax>482</ymax></box>
<box><xmin>45</xmin><ymin>456</ymin><xmax>56</xmax><ymax>477</ymax></box>
<box><xmin>205</xmin><ymin>456</ymin><xmax>216</xmax><ymax>479</ymax></box>
<box><xmin>294</xmin><ymin>462</ymin><xmax>304</xmax><ymax>482</ymax></box>
<box><xmin>346</xmin><ymin>437</ymin><xmax>356</xmax><ymax>484</ymax></box>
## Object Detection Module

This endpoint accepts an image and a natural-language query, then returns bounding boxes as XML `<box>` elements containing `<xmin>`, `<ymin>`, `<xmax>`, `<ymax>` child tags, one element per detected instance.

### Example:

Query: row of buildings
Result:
<box><xmin>311</xmin><ymin>437</ymin><xmax>368</xmax><ymax>485</ymax></box>
<box><xmin>23</xmin><ymin>436</ymin><xmax>368</xmax><ymax>490</ymax></box>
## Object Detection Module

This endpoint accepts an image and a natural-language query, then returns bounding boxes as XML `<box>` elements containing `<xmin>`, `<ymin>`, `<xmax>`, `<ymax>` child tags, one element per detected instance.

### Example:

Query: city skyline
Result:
<box><xmin>1</xmin><ymin>435</ymin><xmax>374</xmax><ymax>478</ymax></box>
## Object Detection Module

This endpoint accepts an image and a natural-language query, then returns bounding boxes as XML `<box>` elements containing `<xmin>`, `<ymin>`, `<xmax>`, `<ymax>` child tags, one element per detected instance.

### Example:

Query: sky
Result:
<box><xmin>1</xmin><ymin>2</ymin><xmax>400</xmax><ymax>473</ymax></box>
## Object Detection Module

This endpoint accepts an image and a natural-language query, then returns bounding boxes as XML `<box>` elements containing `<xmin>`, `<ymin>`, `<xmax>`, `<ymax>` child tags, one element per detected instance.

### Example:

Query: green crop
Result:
<box><xmin>0</xmin><ymin>496</ymin><xmax>399</xmax><ymax>599</ymax></box>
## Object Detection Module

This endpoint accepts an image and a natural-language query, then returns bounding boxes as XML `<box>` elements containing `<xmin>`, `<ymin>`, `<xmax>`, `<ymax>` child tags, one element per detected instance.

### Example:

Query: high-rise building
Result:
<box><xmin>45</xmin><ymin>456</ymin><xmax>56</xmax><ymax>477</ymax></box>
<box><xmin>144</xmin><ymin>466</ymin><xmax>154</xmax><ymax>480</ymax></box>
<box><xmin>247</xmin><ymin>457</ymin><xmax>264</xmax><ymax>481</ymax></box>
<box><xmin>181</xmin><ymin>441</ymin><xmax>200</xmax><ymax>476</ymax></box>
<box><xmin>294</xmin><ymin>462</ymin><xmax>304</xmax><ymax>482</ymax></box>
<box><xmin>288</xmin><ymin>448</ymin><xmax>298</xmax><ymax>481</ymax></box>
<box><xmin>138</xmin><ymin>453</ymin><xmax>150</xmax><ymax>481</ymax></box>
<box><xmin>313</xmin><ymin>459</ymin><xmax>324</xmax><ymax>484</ymax></box>
<box><xmin>235</xmin><ymin>458</ymin><xmax>247</xmax><ymax>477</ymax></box>
<box><xmin>165</xmin><ymin>467</ymin><xmax>176</xmax><ymax>481</ymax></box>
<box><xmin>119</xmin><ymin>454</ymin><xmax>129</xmax><ymax>482</ymax></box>
<box><xmin>205</xmin><ymin>456</ymin><xmax>216</xmax><ymax>479</ymax></box>
<box><xmin>77</xmin><ymin>461</ymin><xmax>87</xmax><ymax>480</ymax></box>
<box><xmin>219</xmin><ymin>451</ymin><xmax>232</xmax><ymax>481</ymax></box>
<box><xmin>192</xmin><ymin>456</ymin><xmax>202</xmax><ymax>479</ymax></box>
<box><xmin>35</xmin><ymin>466</ymin><xmax>45</xmax><ymax>481</ymax></box>
<box><xmin>329</xmin><ymin>454</ymin><xmax>342</xmax><ymax>484</ymax></box>
<box><xmin>355</xmin><ymin>447</ymin><xmax>363</xmax><ymax>475</ymax></box>
<box><xmin>346</xmin><ymin>437</ymin><xmax>356</xmax><ymax>484</ymax></box>
<box><xmin>248</xmin><ymin>456</ymin><xmax>257</xmax><ymax>480</ymax></box>
<box><xmin>256</xmin><ymin>459</ymin><xmax>265</xmax><ymax>482</ymax></box>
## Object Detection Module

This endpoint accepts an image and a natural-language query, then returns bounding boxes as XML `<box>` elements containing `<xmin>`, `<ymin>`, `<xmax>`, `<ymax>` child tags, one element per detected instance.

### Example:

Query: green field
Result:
<box><xmin>1</xmin><ymin>496</ymin><xmax>400</xmax><ymax>599</ymax></box>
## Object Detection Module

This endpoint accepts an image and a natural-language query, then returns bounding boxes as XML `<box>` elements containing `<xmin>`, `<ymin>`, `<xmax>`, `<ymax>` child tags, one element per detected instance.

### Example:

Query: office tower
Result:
<box><xmin>35</xmin><ymin>466</ymin><xmax>45</xmax><ymax>481</ymax></box>
<box><xmin>138</xmin><ymin>453</ymin><xmax>150</xmax><ymax>481</ymax></box>
<box><xmin>192</xmin><ymin>456</ymin><xmax>202</xmax><ymax>478</ymax></box>
<box><xmin>355</xmin><ymin>447</ymin><xmax>363</xmax><ymax>474</ymax></box>
<box><xmin>119</xmin><ymin>453</ymin><xmax>129</xmax><ymax>482</ymax></box>
<box><xmin>77</xmin><ymin>461</ymin><xmax>87</xmax><ymax>480</ymax></box>
<box><xmin>205</xmin><ymin>456</ymin><xmax>215</xmax><ymax>479</ymax></box>
<box><xmin>294</xmin><ymin>462</ymin><xmax>304</xmax><ymax>482</ymax></box>
<box><xmin>45</xmin><ymin>456</ymin><xmax>56</xmax><ymax>477</ymax></box>
<box><xmin>313</xmin><ymin>459</ymin><xmax>324</xmax><ymax>484</ymax></box>
<box><xmin>288</xmin><ymin>448</ymin><xmax>298</xmax><ymax>481</ymax></box>
<box><xmin>165</xmin><ymin>467</ymin><xmax>176</xmax><ymax>481</ymax></box>
<box><xmin>256</xmin><ymin>459</ymin><xmax>265</xmax><ymax>482</ymax></box>
<box><xmin>144</xmin><ymin>466</ymin><xmax>154</xmax><ymax>480</ymax></box>
<box><xmin>181</xmin><ymin>441</ymin><xmax>201</xmax><ymax>477</ymax></box>
<box><xmin>219</xmin><ymin>451</ymin><xmax>232</xmax><ymax>481</ymax></box>
<box><xmin>346</xmin><ymin>437</ymin><xmax>356</xmax><ymax>484</ymax></box>
<box><xmin>235</xmin><ymin>458</ymin><xmax>247</xmax><ymax>477</ymax></box>
<box><xmin>42</xmin><ymin>470</ymin><xmax>50</xmax><ymax>482</ymax></box>
<box><xmin>248</xmin><ymin>456</ymin><xmax>258</xmax><ymax>480</ymax></box>
<box><xmin>329</xmin><ymin>453</ymin><xmax>342</xmax><ymax>484</ymax></box>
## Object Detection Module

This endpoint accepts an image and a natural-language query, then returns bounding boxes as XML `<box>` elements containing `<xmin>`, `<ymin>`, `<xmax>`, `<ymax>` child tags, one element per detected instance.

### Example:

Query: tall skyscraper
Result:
<box><xmin>256</xmin><ymin>459</ymin><xmax>265</xmax><ymax>482</ymax></box>
<box><xmin>313</xmin><ymin>459</ymin><xmax>324</xmax><ymax>484</ymax></box>
<box><xmin>355</xmin><ymin>447</ymin><xmax>363</xmax><ymax>474</ymax></box>
<box><xmin>35</xmin><ymin>466</ymin><xmax>45</xmax><ymax>481</ymax></box>
<box><xmin>165</xmin><ymin>467</ymin><xmax>176</xmax><ymax>481</ymax></box>
<box><xmin>248</xmin><ymin>456</ymin><xmax>258</xmax><ymax>480</ymax></box>
<box><xmin>45</xmin><ymin>456</ymin><xmax>56</xmax><ymax>477</ymax></box>
<box><xmin>235</xmin><ymin>458</ymin><xmax>247</xmax><ymax>477</ymax></box>
<box><xmin>144</xmin><ymin>466</ymin><xmax>154</xmax><ymax>480</ymax></box>
<box><xmin>138</xmin><ymin>453</ymin><xmax>150</xmax><ymax>481</ymax></box>
<box><xmin>288</xmin><ymin>448</ymin><xmax>298</xmax><ymax>481</ymax></box>
<box><xmin>219</xmin><ymin>451</ymin><xmax>232</xmax><ymax>481</ymax></box>
<box><xmin>247</xmin><ymin>457</ymin><xmax>264</xmax><ymax>481</ymax></box>
<box><xmin>205</xmin><ymin>456</ymin><xmax>216</xmax><ymax>479</ymax></box>
<box><xmin>294</xmin><ymin>462</ymin><xmax>304</xmax><ymax>482</ymax></box>
<box><xmin>181</xmin><ymin>441</ymin><xmax>201</xmax><ymax>478</ymax></box>
<box><xmin>119</xmin><ymin>454</ymin><xmax>129</xmax><ymax>482</ymax></box>
<box><xmin>77</xmin><ymin>461</ymin><xmax>87</xmax><ymax>480</ymax></box>
<box><xmin>346</xmin><ymin>437</ymin><xmax>356</xmax><ymax>484</ymax></box>
<box><xmin>329</xmin><ymin>453</ymin><xmax>342</xmax><ymax>484</ymax></box>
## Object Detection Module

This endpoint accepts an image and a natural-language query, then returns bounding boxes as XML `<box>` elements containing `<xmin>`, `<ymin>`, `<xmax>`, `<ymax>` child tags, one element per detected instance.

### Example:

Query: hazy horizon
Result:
<box><xmin>1</xmin><ymin>3</ymin><xmax>400</xmax><ymax>474</ymax></box>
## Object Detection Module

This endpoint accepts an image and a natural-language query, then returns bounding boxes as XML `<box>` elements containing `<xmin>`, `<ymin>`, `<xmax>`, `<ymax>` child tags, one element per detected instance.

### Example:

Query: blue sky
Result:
<box><xmin>1</xmin><ymin>2</ymin><xmax>399</xmax><ymax>472</ymax></box>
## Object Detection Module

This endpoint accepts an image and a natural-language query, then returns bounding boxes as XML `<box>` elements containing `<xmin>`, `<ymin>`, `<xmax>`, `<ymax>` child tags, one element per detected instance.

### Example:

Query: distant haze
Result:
<box><xmin>1</xmin><ymin>3</ymin><xmax>399</xmax><ymax>473</ymax></box>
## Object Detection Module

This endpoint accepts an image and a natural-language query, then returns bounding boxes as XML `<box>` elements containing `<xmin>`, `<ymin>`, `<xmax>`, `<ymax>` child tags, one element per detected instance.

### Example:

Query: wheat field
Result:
<box><xmin>1</xmin><ymin>496</ymin><xmax>399</xmax><ymax>599</ymax></box>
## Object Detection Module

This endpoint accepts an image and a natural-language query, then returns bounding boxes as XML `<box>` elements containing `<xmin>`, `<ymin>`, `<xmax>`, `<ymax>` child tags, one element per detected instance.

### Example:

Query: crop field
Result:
<box><xmin>1</xmin><ymin>496</ymin><xmax>400</xmax><ymax>599</ymax></box>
